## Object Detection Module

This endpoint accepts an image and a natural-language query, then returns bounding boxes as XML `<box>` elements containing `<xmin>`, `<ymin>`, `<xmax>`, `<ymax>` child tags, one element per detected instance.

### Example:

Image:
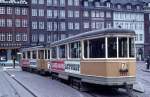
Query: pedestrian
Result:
<box><xmin>146</xmin><ymin>56</ymin><xmax>150</xmax><ymax>70</ymax></box>
<box><xmin>13</xmin><ymin>57</ymin><xmax>16</xmax><ymax>69</ymax></box>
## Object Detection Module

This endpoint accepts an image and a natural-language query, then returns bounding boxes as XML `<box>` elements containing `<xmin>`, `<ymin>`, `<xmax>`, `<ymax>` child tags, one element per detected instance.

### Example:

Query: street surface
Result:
<box><xmin>0</xmin><ymin>62</ymin><xmax>149</xmax><ymax>97</ymax></box>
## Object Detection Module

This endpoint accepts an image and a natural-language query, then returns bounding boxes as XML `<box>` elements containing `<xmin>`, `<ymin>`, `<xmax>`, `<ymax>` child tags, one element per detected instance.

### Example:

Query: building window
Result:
<box><xmin>91</xmin><ymin>11</ymin><xmax>95</xmax><ymax>17</ymax></box>
<box><xmin>68</xmin><ymin>22</ymin><xmax>73</xmax><ymax>29</ymax></box>
<box><xmin>39</xmin><ymin>22</ymin><xmax>44</xmax><ymax>29</ymax></box>
<box><xmin>68</xmin><ymin>10</ymin><xmax>73</xmax><ymax>17</ymax></box>
<box><xmin>68</xmin><ymin>0</ymin><xmax>73</xmax><ymax>6</ymax></box>
<box><xmin>39</xmin><ymin>9</ymin><xmax>44</xmax><ymax>16</ymax></box>
<box><xmin>106</xmin><ymin>12</ymin><xmax>111</xmax><ymax>18</ymax></box>
<box><xmin>53</xmin><ymin>10</ymin><xmax>58</xmax><ymax>18</ymax></box>
<box><xmin>15</xmin><ymin>19</ymin><xmax>20</xmax><ymax>27</ymax></box>
<box><xmin>47</xmin><ymin>0</ymin><xmax>52</xmax><ymax>6</ymax></box>
<box><xmin>60</xmin><ymin>0</ymin><xmax>65</xmax><ymax>6</ymax></box>
<box><xmin>0</xmin><ymin>7</ymin><xmax>5</xmax><ymax>14</ymax></box>
<box><xmin>15</xmin><ymin>7</ymin><xmax>20</xmax><ymax>15</ymax></box>
<box><xmin>32</xmin><ymin>34</ymin><xmax>37</xmax><ymax>42</ymax></box>
<box><xmin>7</xmin><ymin>19</ymin><xmax>12</xmax><ymax>27</ymax></box>
<box><xmin>106</xmin><ymin>2</ymin><xmax>111</xmax><ymax>8</ymax></box>
<box><xmin>16</xmin><ymin>34</ymin><xmax>21</xmax><ymax>41</ymax></box>
<box><xmin>39</xmin><ymin>0</ymin><xmax>44</xmax><ymax>4</ymax></box>
<box><xmin>83</xmin><ymin>11</ymin><xmax>89</xmax><ymax>17</ymax></box>
<box><xmin>22</xmin><ymin>8</ymin><xmax>27</xmax><ymax>15</ymax></box>
<box><xmin>47</xmin><ymin>10</ymin><xmax>53</xmax><ymax>18</ymax></box>
<box><xmin>60</xmin><ymin>22</ymin><xmax>66</xmax><ymax>31</ymax></box>
<box><xmin>47</xmin><ymin>22</ymin><xmax>53</xmax><ymax>31</ymax></box>
<box><xmin>74</xmin><ymin>0</ymin><xmax>79</xmax><ymax>6</ymax></box>
<box><xmin>75</xmin><ymin>22</ymin><xmax>79</xmax><ymax>30</ymax></box>
<box><xmin>106</xmin><ymin>22</ymin><xmax>111</xmax><ymax>28</ymax></box>
<box><xmin>32</xmin><ymin>22</ymin><xmax>37</xmax><ymax>29</ymax></box>
<box><xmin>100</xmin><ymin>11</ymin><xmax>104</xmax><ymax>18</ymax></box>
<box><xmin>74</xmin><ymin>11</ymin><xmax>79</xmax><ymax>17</ymax></box>
<box><xmin>117</xmin><ymin>4</ymin><xmax>121</xmax><ymax>9</ymax></box>
<box><xmin>95</xmin><ymin>2</ymin><xmax>100</xmax><ymax>7</ymax></box>
<box><xmin>39</xmin><ymin>34</ymin><xmax>44</xmax><ymax>42</ymax></box>
<box><xmin>32</xmin><ymin>0</ymin><xmax>37</xmax><ymax>4</ymax></box>
<box><xmin>54</xmin><ymin>22</ymin><xmax>58</xmax><ymax>31</ymax></box>
<box><xmin>22</xmin><ymin>19</ymin><xmax>28</xmax><ymax>27</ymax></box>
<box><xmin>7</xmin><ymin>7</ymin><xmax>12</xmax><ymax>14</ymax></box>
<box><xmin>127</xmin><ymin>5</ymin><xmax>131</xmax><ymax>10</ymax></box>
<box><xmin>7</xmin><ymin>33</ymin><xmax>12</xmax><ymax>41</ymax></box>
<box><xmin>47</xmin><ymin>34</ymin><xmax>51</xmax><ymax>42</ymax></box>
<box><xmin>139</xmin><ymin>34</ymin><xmax>143</xmax><ymax>41</ymax></box>
<box><xmin>22</xmin><ymin>34</ymin><xmax>27</xmax><ymax>41</ymax></box>
<box><xmin>60</xmin><ymin>10</ymin><xmax>65</xmax><ymax>18</ymax></box>
<box><xmin>53</xmin><ymin>0</ymin><xmax>58</xmax><ymax>6</ymax></box>
<box><xmin>0</xmin><ymin>33</ymin><xmax>5</xmax><ymax>41</ymax></box>
<box><xmin>84</xmin><ymin>1</ymin><xmax>88</xmax><ymax>7</ymax></box>
<box><xmin>84</xmin><ymin>22</ymin><xmax>89</xmax><ymax>29</ymax></box>
<box><xmin>32</xmin><ymin>9</ymin><xmax>37</xmax><ymax>16</ymax></box>
<box><xmin>0</xmin><ymin>19</ymin><xmax>5</xmax><ymax>27</ymax></box>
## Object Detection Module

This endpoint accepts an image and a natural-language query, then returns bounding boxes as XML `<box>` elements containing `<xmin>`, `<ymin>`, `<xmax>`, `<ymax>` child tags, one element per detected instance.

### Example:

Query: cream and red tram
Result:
<box><xmin>21</xmin><ymin>46</ymin><xmax>50</xmax><ymax>73</ymax></box>
<box><xmin>48</xmin><ymin>28</ymin><xmax>136</xmax><ymax>88</ymax></box>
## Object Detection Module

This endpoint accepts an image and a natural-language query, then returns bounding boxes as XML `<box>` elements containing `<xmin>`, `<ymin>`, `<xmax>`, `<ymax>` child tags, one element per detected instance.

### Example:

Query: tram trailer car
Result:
<box><xmin>48</xmin><ymin>28</ymin><xmax>136</xmax><ymax>90</ymax></box>
<box><xmin>21</xmin><ymin>46</ymin><xmax>50</xmax><ymax>74</ymax></box>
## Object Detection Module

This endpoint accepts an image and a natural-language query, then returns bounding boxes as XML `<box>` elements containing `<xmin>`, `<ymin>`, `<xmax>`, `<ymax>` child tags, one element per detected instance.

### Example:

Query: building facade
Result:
<box><xmin>112</xmin><ymin>0</ymin><xmax>145</xmax><ymax>60</ymax></box>
<box><xmin>29</xmin><ymin>0</ymin><xmax>113</xmax><ymax>46</ymax></box>
<box><xmin>0</xmin><ymin>0</ymin><xmax>29</xmax><ymax>61</ymax></box>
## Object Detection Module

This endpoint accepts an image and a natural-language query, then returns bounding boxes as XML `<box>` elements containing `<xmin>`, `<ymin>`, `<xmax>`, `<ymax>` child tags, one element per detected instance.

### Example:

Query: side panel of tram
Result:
<box><xmin>49</xmin><ymin>36</ymin><xmax>136</xmax><ymax>86</ymax></box>
<box><xmin>21</xmin><ymin>48</ymin><xmax>50</xmax><ymax>73</ymax></box>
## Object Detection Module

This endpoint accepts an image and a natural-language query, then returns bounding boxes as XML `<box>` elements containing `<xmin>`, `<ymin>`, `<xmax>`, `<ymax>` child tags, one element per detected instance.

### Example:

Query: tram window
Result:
<box><xmin>108</xmin><ymin>37</ymin><xmax>117</xmax><ymax>58</ymax></box>
<box><xmin>89</xmin><ymin>38</ymin><xmax>105</xmax><ymax>58</ymax></box>
<box><xmin>129</xmin><ymin>38</ymin><xmax>135</xmax><ymax>57</ymax></box>
<box><xmin>52</xmin><ymin>47</ymin><xmax>57</xmax><ymax>59</ymax></box>
<box><xmin>23</xmin><ymin>52</ymin><xmax>25</xmax><ymax>58</ymax></box>
<box><xmin>27</xmin><ymin>51</ymin><xmax>31</xmax><ymax>59</ymax></box>
<box><xmin>118</xmin><ymin>38</ymin><xmax>127</xmax><ymax>57</ymax></box>
<box><xmin>32</xmin><ymin>51</ymin><xmax>36</xmax><ymax>59</ymax></box>
<box><xmin>84</xmin><ymin>40</ymin><xmax>88</xmax><ymax>58</ymax></box>
<box><xmin>48</xmin><ymin>50</ymin><xmax>50</xmax><ymax>59</ymax></box>
<box><xmin>45</xmin><ymin>50</ymin><xmax>47</xmax><ymax>59</ymax></box>
<box><xmin>59</xmin><ymin>45</ymin><xmax>66</xmax><ymax>58</ymax></box>
<box><xmin>69</xmin><ymin>42</ymin><xmax>81</xmax><ymax>58</ymax></box>
<box><xmin>38</xmin><ymin>50</ymin><xmax>44</xmax><ymax>59</ymax></box>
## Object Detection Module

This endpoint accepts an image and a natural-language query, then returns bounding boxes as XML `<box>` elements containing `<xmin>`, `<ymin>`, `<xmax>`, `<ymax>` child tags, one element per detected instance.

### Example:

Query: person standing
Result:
<box><xmin>13</xmin><ymin>57</ymin><xmax>16</xmax><ymax>69</ymax></box>
<box><xmin>146</xmin><ymin>56</ymin><xmax>150</xmax><ymax>70</ymax></box>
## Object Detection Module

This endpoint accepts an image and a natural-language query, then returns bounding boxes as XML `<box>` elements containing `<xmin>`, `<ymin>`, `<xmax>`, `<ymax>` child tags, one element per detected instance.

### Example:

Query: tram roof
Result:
<box><xmin>50</xmin><ymin>28</ymin><xmax>135</xmax><ymax>46</ymax></box>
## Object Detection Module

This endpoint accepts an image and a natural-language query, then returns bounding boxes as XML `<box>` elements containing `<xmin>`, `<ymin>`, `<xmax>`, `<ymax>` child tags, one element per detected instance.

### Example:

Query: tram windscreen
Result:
<box><xmin>108</xmin><ymin>37</ymin><xmax>117</xmax><ymax>58</ymax></box>
<box><xmin>89</xmin><ymin>38</ymin><xmax>105</xmax><ymax>58</ymax></box>
<box><xmin>129</xmin><ymin>38</ymin><xmax>135</xmax><ymax>57</ymax></box>
<box><xmin>118</xmin><ymin>38</ymin><xmax>127</xmax><ymax>57</ymax></box>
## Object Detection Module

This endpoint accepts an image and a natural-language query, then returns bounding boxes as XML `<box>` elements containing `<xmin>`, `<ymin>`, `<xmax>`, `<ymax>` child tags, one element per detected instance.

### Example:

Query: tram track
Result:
<box><xmin>4</xmin><ymin>71</ymin><xmax>38</xmax><ymax>97</ymax></box>
<box><xmin>2</xmin><ymin>71</ymin><xmax>21</xmax><ymax>97</ymax></box>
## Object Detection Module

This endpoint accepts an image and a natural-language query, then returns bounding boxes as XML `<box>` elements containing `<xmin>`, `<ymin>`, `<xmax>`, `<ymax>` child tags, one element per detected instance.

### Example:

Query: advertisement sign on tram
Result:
<box><xmin>21</xmin><ymin>59</ymin><xmax>30</xmax><ymax>67</ymax></box>
<box><xmin>50</xmin><ymin>60</ymin><xmax>65</xmax><ymax>72</ymax></box>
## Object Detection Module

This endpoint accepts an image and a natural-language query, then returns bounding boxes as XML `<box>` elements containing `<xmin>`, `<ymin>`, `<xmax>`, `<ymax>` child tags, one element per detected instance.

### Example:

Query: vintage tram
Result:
<box><xmin>20</xmin><ymin>28</ymin><xmax>136</xmax><ymax>89</ymax></box>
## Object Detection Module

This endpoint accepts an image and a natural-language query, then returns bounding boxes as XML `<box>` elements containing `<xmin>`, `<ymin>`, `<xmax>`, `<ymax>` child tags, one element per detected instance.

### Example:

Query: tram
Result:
<box><xmin>20</xmin><ymin>28</ymin><xmax>136</xmax><ymax>89</ymax></box>
<box><xmin>21</xmin><ymin>46</ymin><xmax>50</xmax><ymax>73</ymax></box>
<box><xmin>48</xmin><ymin>28</ymin><xmax>136</xmax><ymax>89</ymax></box>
